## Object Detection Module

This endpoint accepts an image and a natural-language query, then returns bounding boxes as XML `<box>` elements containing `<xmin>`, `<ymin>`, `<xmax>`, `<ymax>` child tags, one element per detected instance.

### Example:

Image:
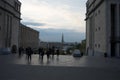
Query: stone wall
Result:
<box><xmin>19</xmin><ymin>24</ymin><xmax>39</xmax><ymax>49</ymax></box>
<box><xmin>0</xmin><ymin>0</ymin><xmax>21</xmax><ymax>52</ymax></box>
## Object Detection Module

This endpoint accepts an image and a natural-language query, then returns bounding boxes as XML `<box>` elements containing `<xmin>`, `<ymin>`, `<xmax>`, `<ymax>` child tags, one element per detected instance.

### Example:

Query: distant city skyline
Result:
<box><xmin>38</xmin><ymin>28</ymin><xmax>85</xmax><ymax>43</ymax></box>
<box><xmin>19</xmin><ymin>0</ymin><xmax>87</xmax><ymax>42</ymax></box>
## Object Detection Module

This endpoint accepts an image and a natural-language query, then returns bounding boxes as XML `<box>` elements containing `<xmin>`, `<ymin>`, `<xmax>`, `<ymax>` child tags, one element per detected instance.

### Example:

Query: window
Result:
<box><xmin>96</xmin><ymin>28</ymin><xmax>97</xmax><ymax>31</ymax></box>
<box><xmin>98</xmin><ymin>44</ymin><xmax>100</xmax><ymax>48</ymax></box>
<box><xmin>119</xmin><ymin>4</ymin><xmax>120</xmax><ymax>37</ymax></box>
<box><xmin>119</xmin><ymin>44</ymin><xmax>120</xmax><ymax>56</ymax></box>
<box><xmin>95</xmin><ymin>27</ymin><xmax>101</xmax><ymax>32</ymax></box>
<box><xmin>95</xmin><ymin>44</ymin><xmax>97</xmax><ymax>47</ymax></box>
<box><xmin>86</xmin><ymin>1</ymin><xmax>90</xmax><ymax>8</ymax></box>
<box><xmin>5</xmin><ymin>15</ymin><xmax>12</xmax><ymax>47</ymax></box>
<box><xmin>111</xmin><ymin>4</ymin><xmax>116</xmax><ymax>39</ymax></box>
<box><xmin>15</xmin><ymin>2</ymin><xmax>20</xmax><ymax>11</ymax></box>
<box><xmin>0</xmin><ymin>26</ymin><xmax>1</xmax><ymax>31</ymax></box>
<box><xmin>95</xmin><ymin>12</ymin><xmax>97</xmax><ymax>16</ymax></box>
<box><xmin>98</xmin><ymin>10</ymin><xmax>100</xmax><ymax>14</ymax></box>
<box><xmin>98</xmin><ymin>27</ymin><xmax>101</xmax><ymax>31</ymax></box>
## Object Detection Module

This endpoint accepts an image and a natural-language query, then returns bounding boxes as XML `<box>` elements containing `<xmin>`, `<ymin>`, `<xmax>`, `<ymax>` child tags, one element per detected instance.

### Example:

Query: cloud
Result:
<box><xmin>20</xmin><ymin>0</ymin><xmax>86</xmax><ymax>32</ymax></box>
<box><xmin>19</xmin><ymin>0</ymin><xmax>87</xmax><ymax>42</ymax></box>
<box><xmin>21</xmin><ymin>21</ymin><xmax>46</xmax><ymax>26</ymax></box>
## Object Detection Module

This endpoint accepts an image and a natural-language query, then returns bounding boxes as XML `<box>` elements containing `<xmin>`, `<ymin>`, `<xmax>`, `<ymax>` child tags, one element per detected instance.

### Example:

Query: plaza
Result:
<box><xmin>0</xmin><ymin>54</ymin><xmax>120</xmax><ymax>80</ymax></box>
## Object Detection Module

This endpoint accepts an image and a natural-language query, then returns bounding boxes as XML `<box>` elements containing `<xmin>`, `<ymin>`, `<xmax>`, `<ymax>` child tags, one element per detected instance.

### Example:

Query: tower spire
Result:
<box><xmin>61</xmin><ymin>33</ymin><xmax>64</xmax><ymax>49</ymax></box>
<box><xmin>62</xmin><ymin>33</ymin><xmax>64</xmax><ymax>44</ymax></box>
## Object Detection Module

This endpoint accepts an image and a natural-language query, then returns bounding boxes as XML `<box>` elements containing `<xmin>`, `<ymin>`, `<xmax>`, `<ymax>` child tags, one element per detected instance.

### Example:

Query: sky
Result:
<box><xmin>19</xmin><ymin>0</ymin><xmax>87</xmax><ymax>42</ymax></box>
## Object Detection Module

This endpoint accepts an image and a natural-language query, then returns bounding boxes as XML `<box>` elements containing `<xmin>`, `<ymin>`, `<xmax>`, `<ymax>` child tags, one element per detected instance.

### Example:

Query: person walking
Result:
<box><xmin>51</xmin><ymin>46</ymin><xmax>55</xmax><ymax>58</ymax></box>
<box><xmin>41</xmin><ymin>48</ymin><xmax>44</xmax><ymax>60</ymax></box>
<box><xmin>18</xmin><ymin>47</ymin><xmax>22</xmax><ymax>57</ymax></box>
<box><xmin>27</xmin><ymin>47</ymin><xmax>32</xmax><ymax>61</ymax></box>
<box><xmin>46</xmin><ymin>49</ymin><xmax>50</xmax><ymax>61</ymax></box>
<box><xmin>56</xmin><ymin>49</ymin><xmax>60</xmax><ymax>57</ymax></box>
<box><xmin>38</xmin><ymin>48</ymin><xmax>42</xmax><ymax>58</ymax></box>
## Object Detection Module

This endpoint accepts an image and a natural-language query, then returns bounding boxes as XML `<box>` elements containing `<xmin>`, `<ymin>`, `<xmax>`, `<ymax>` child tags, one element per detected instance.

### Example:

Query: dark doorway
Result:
<box><xmin>110</xmin><ymin>4</ymin><xmax>116</xmax><ymax>57</ymax></box>
<box><xmin>11</xmin><ymin>45</ymin><xmax>17</xmax><ymax>53</ymax></box>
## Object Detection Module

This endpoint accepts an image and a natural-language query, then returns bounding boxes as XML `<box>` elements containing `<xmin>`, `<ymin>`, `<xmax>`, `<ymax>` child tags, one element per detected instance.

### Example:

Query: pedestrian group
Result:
<box><xmin>18</xmin><ymin>46</ymin><xmax>60</xmax><ymax>62</ymax></box>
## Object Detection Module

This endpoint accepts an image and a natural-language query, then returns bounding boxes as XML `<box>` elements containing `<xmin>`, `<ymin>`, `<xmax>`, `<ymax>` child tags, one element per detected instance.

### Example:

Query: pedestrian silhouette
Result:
<box><xmin>26</xmin><ymin>47</ymin><xmax>32</xmax><ymax>61</ymax></box>
<box><xmin>38</xmin><ymin>48</ymin><xmax>42</xmax><ymax>57</ymax></box>
<box><xmin>56</xmin><ymin>49</ymin><xmax>60</xmax><ymax>58</ymax></box>
<box><xmin>51</xmin><ymin>46</ymin><xmax>55</xmax><ymax>58</ymax></box>
<box><xmin>18</xmin><ymin>47</ymin><xmax>22</xmax><ymax>57</ymax></box>
<box><xmin>41</xmin><ymin>48</ymin><xmax>44</xmax><ymax>60</ymax></box>
<box><xmin>38</xmin><ymin>48</ymin><xmax>45</xmax><ymax>60</ymax></box>
<box><xmin>46</xmin><ymin>49</ymin><xmax>50</xmax><ymax>61</ymax></box>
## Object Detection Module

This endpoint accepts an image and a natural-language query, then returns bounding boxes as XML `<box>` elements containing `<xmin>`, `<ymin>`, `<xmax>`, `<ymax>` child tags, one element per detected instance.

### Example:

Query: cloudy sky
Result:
<box><xmin>19</xmin><ymin>0</ymin><xmax>87</xmax><ymax>42</ymax></box>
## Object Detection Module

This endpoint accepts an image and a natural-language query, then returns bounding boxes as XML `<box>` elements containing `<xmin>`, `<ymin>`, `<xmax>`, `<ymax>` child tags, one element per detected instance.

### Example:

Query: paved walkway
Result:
<box><xmin>0</xmin><ymin>54</ymin><xmax>120</xmax><ymax>80</ymax></box>
<box><xmin>1</xmin><ymin>54</ymin><xmax>120</xmax><ymax>68</ymax></box>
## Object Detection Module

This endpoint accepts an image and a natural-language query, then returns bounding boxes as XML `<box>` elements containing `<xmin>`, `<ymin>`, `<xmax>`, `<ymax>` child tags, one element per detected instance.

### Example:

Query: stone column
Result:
<box><xmin>115</xmin><ymin>4</ymin><xmax>120</xmax><ymax>57</ymax></box>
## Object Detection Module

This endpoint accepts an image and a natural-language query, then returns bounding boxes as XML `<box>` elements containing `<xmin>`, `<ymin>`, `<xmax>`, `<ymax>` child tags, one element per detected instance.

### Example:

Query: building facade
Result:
<box><xmin>86</xmin><ymin>0</ymin><xmax>120</xmax><ymax>57</ymax></box>
<box><xmin>19</xmin><ymin>24</ymin><xmax>39</xmax><ymax>49</ymax></box>
<box><xmin>0</xmin><ymin>0</ymin><xmax>21</xmax><ymax>51</ymax></box>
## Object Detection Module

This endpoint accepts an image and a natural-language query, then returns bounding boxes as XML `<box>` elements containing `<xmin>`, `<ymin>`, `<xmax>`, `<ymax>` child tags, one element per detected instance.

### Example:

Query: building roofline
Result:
<box><xmin>85</xmin><ymin>0</ymin><xmax>104</xmax><ymax>18</ymax></box>
<box><xmin>20</xmin><ymin>23</ymin><xmax>39</xmax><ymax>33</ymax></box>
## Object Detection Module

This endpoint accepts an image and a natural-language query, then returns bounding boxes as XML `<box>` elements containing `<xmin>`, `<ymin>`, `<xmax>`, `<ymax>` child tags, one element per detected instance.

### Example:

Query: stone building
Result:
<box><xmin>19</xmin><ymin>24</ymin><xmax>39</xmax><ymax>49</ymax></box>
<box><xmin>0</xmin><ymin>0</ymin><xmax>21</xmax><ymax>52</ymax></box>
<box><xmin>86</xmin><ymin>0</ymin><xmax>120</xmax><ymax>57</ymax></box>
